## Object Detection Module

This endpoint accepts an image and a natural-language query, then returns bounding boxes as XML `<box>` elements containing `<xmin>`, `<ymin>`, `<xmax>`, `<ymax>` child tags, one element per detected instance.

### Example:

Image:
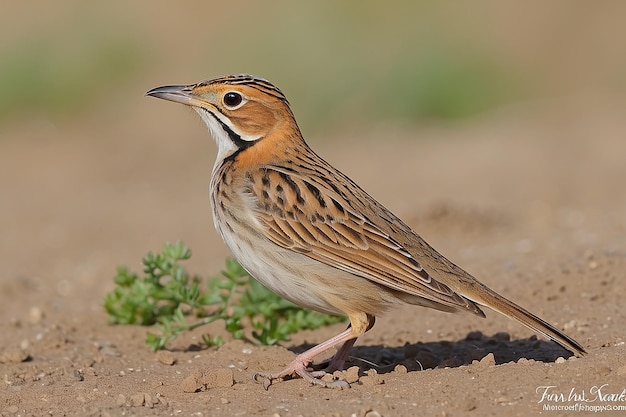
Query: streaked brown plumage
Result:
<box><xmin>146</xmin><ymin>74</ymin><xmax>585</xmax><ymax>389</ymax></box>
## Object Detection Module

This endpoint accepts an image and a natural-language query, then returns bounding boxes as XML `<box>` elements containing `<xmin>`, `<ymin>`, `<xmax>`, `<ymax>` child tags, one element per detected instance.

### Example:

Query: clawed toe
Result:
<box><xmin>250</xmin><ymin>322</ymin><xmax>368</xmax><ymax>390</ymax></box>
<box><xmin>253</xmin><ymin>365</ymin><xmax>350</xmax><ymax>390</ymax></box>
<box><xmin>253</xmin><ymin>372</ymin><xmax>284</xmax><ymax>390</ymax></box>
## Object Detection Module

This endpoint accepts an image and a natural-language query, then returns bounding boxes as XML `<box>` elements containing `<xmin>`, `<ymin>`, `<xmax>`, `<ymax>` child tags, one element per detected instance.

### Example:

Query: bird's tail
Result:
<box><xmin>473</xmin><ymin>285</ymin><xmax>586</xmax><ymax>356</ymax></box>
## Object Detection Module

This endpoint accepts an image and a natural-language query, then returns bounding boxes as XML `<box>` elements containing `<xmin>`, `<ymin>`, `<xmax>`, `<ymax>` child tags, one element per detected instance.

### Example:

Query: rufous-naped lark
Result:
<box><xmin>146</xmin><ymin>75</ymin><xmax>585</xmax><ymax>389</ymax></box>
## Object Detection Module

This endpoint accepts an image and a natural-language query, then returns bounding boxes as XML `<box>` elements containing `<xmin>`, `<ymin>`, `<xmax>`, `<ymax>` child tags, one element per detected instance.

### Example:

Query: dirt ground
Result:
<box><xmin>1</xmin><ymin>92</ymin><xmax>625</xmax><ymax>417</ymax></box>
<box><xmin>2</xmin><ymin>3</ymin><xmax>626</xmax><ymax>416</ymax></box>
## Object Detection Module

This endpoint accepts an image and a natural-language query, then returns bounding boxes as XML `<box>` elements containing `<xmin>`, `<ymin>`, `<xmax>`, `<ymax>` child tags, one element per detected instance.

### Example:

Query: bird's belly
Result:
<box><xmin>211</xmin><ymin>192</ymin><xmax>398</xmax><ymax>317</ymax></box>
<box><xmin>225</xmin><ymin>230</ymin><xmax>344</xmax><ymax>315</ymax></box>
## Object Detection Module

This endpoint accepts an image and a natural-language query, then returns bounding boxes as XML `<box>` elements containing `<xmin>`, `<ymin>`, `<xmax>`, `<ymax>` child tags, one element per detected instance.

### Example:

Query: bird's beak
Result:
<box><xmin>145</xmin><ymin>85</ymin><xmax>206</xmax><ymax>108</ymax></box>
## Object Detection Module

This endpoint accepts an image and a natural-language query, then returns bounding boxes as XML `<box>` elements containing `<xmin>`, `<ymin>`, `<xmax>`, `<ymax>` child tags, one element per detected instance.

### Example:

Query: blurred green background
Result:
<box><xmin>1</xmin><ymin>1</ymin><xmax>624</xmax><ymax>135</ymax></box>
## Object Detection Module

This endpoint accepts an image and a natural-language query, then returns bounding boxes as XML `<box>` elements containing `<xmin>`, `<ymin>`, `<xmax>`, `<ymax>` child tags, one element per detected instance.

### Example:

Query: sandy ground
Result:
<box><xmin>1</xmin><ymin>90</ymin><xmax>625</xmax><ymax>417</ymax></box>
<box><xmin>2</xmin><ymin>4</ymin><xmax>626</xmax><ymax>414</ymax></box>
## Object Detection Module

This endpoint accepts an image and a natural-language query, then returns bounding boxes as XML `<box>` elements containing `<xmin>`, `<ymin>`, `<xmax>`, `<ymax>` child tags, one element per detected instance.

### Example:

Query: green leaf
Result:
<box><xmin>103</xmin><ymin>241</ymin><xmax>346</xmax><ymax>350</ymax></box>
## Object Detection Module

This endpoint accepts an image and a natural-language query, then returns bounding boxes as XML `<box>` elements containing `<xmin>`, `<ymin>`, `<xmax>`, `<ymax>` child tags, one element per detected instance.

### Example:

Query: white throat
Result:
<box><xmin>193</xmin><ymin>108</ymin><xmax>239</xmax><ymax>166</ymax></box>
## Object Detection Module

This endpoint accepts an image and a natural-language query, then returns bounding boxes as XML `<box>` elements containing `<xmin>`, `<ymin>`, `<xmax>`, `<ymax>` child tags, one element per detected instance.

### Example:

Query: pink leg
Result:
<box><xmin>254</xmin><ymin>313</ymin><xmax>375</xmax><ymax>389</ymax></box>
<box><xmin>310</xmin><ymin>337</ymin><xmax>357</xmax><ymax>372</ymax></box>
<box><xmin>312</xmin><ymin>316</ymin><xmax>375</xmax><ymax>373</ymax></box>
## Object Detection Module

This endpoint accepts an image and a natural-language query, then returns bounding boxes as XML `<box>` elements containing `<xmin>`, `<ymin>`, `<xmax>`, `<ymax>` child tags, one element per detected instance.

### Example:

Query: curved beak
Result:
<box><xmin>145</xmin><ymin>85</ymin><xmax>206</xmax><ymax>108</ymax></box>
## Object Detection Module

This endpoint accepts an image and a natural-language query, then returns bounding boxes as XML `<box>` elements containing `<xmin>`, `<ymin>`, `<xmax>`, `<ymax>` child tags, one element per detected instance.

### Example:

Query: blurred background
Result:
<box><xmin>2</xmin><ymin>2</ymin><xmax>625</xmax><ymax>130</ymax></box>
<box><xmin>1</xmin><ymin>1</ymin><xmax>625</xmax><ymax>313</ymax></box>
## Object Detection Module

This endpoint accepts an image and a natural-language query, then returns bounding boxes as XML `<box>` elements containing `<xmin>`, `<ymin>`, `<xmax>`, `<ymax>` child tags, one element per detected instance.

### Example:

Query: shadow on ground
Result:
<box><xmin>289</xmin><ymin>330</ymin><xmax>573</xmax><ymax>376</ymax></box>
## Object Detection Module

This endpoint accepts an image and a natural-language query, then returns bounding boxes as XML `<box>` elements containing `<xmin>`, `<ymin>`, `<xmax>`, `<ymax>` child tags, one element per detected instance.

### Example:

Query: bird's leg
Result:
<box><xmin>311</xmin><ymin>315</ymin><xmax>376</xmax><ymax>373</ymax></box>
<box><xmin>254</xmin><ymin>326</ymin><xmax>355</xmax><ymax>389</ymax></box>
<box><xmin>254</xmin><ymin>313</ymin><xmax>374</xmax><ymax>389</ymax></box>
<box><xmin>309</xmin><ymin>337</ymin><xmax>357</xmax><ymax>372</ymax></box>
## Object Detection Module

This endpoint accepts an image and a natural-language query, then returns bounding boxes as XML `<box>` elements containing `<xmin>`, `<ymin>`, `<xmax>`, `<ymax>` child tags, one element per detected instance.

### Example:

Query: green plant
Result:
<box><xmin>104</xmin><ymin>241</ymin><xmax>344</xmax><ymax>351</ymax></box>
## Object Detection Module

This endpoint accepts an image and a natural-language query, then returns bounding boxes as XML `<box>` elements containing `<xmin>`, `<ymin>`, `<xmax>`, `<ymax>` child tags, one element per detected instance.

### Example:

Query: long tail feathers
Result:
<box><xmin>476</xmin><ymin>287</ymin><xmax>586</xmax><ymax>356</ymax></box>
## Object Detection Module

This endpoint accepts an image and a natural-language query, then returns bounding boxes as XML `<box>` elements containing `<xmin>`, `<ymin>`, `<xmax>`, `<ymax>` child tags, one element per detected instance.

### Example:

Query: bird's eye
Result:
<box><xmin>223</xmin><ymin>92</ymin><xmax>243</xmax><ymax>108</ymax></box>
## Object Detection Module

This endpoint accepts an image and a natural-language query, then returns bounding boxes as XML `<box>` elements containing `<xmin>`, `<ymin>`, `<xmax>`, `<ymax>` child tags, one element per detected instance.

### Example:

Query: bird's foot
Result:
<box><xmin>253</xmin><ymin>355</ymin><xmax>350</xmax><ymax>390</ymax></box>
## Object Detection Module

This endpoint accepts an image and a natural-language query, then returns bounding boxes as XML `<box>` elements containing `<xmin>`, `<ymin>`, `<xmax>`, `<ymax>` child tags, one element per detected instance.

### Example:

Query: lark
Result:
<box><xmin>146</xmin><ymin>75</ymin><xmax>585</xmax><ymax>389</ymax></box>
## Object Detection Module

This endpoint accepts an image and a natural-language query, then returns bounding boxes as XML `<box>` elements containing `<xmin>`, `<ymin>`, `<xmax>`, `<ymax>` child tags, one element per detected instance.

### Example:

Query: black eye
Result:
<box><xmin>223</xmin><ymin>92</ymin><xmax>243</xmax><ymax>108</ymax></box>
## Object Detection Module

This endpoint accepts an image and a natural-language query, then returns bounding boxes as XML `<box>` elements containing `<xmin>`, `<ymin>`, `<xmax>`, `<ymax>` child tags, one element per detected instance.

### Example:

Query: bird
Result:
<box><xmin>145</xmin><ymin>74</ymin><xmax>586</xmax><ymax>389</ymax></box>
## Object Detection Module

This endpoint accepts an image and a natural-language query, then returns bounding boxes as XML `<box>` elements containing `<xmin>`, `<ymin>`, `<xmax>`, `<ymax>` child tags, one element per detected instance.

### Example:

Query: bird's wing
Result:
<box><xmin>249</xmin><ymin>164</ymin><xmax>484</xmax><ymax>316</ymax></box>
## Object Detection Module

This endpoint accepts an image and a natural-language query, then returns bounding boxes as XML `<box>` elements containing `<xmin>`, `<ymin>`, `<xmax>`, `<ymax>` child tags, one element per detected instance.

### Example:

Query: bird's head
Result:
<box><xmin>146</xmin><ymin>74</ymin><xmax>300</xmax><ymax>160</ymax></box>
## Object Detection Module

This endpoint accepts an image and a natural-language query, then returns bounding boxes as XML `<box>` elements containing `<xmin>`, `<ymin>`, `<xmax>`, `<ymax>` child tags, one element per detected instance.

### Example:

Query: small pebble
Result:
<box><xmin>19</xmin><ymin>339</ymin><xmax>29</xmax><ymax>350</ymax></box>
<box><xmin>156</xmin><ymin>350</ymin><xmax>176</xmax><ymax>366</ymax></box>
<box><xmin>115</xmin><ymin>394</ymin><xmax>126</xmax><ymax>406</ymax></box>
<box><xmin>479</xmin><ymin>353</ymin><xmax>495</xmax><ymax>367</ymax></box>
<box><xmin>364</xmin><ymin>410</ymin><xmax>382</xmax><ymax>417</ymax></box>
<box><xmin>181</xmin><ymin>370</ymin><xmax>203</xmax><ymax>393</ymax></box>
<box><xmin>130</xmin><ymin>393</ymin><xmax>146</xmax><ymax>407</ymax></box>
<box><xmin>28</xmin><ymin>307</ymin><xmax>44</xmax><ymax>324</ymax></box>
<box><xmin>321</xmin><ymin>373</ymin><xmax>336</xmax><ymax>383</ymax></box>
<box><xmin>359</xmin><ymin>369</ymin><xmax>384</xmax><ymax>386</ymax></box>
<box><xmin>393</xmin><ymin>364</ymin><xmax>407</xmax><ymax>374</ymax></box>
<box><xmin>341</xmin><ymin>366</ymin><xmax>360</xmax><ymax>384</ymax></box>
<box><xmin>73</xmin><ymin>369</ymin><xmax>84</xmax><ymax>381</ymax></box>
<box><xmin>555</xmin><ymin>357</ymin><xmax>566</xmax><ymax>364</ymax></box>
<box><xmin>0</xmin><ymin>348</ymin><xmax>30</xmax><ymax>364</ymax></box>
